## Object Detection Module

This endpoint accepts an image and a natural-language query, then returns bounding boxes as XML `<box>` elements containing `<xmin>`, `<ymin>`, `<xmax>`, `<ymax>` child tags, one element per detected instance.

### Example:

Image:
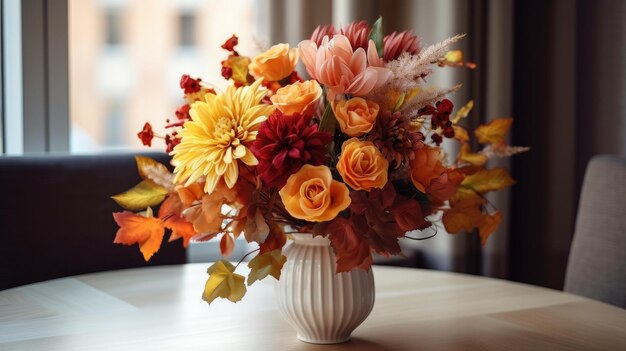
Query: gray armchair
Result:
<box><xmin>564</xmin><ymin>155</ymin><xmax>626</xmax><ymax>308</ymax></box>
<box><xmin>0</xmin><ymin>153</ymin><xmax>186</xmax><ymax>290</ymax></box>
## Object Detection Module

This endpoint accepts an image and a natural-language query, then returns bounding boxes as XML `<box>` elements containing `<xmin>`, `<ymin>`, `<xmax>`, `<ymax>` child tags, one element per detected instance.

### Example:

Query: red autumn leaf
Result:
<box><xmin>427</xmin><ymin>169</ymin><xmax>464</xmax><ymax>202</ymax></box>
<box><xmin>220</xmin><ymin>233</ymin><xmax>235</xmax><ymax>257</ymax></box>
<box><xmin>391</xmin><ymin>197</ymin><xmax>431</xmax><ymax>232</ymax></box>
<box><xmin>113</xmin><ymin>211</ymin><xmax>165</xmax><ymax>261</ymax></box>
<box><xmin>325</xmin><ymin>217</ymin><xmax>372</xmax><ymax>273</ymax></box>
<box><xmin>258</xmin><ymin>221</ymin><xmax>286</xmax><ymax>254</ymax></box>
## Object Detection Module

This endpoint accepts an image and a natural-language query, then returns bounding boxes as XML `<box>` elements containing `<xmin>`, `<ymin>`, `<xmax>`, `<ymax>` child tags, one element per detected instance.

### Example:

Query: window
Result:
<box><xmin>1</xmin><ymin>0</ymin><xmax>262</xmax><ymax>154</ymax></box>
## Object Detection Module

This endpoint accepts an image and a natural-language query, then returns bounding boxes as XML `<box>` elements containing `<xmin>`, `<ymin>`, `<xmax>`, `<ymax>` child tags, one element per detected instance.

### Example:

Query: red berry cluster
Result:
<box><xmin>180</xmin><ymin>74</ymin><xmax>202</xmax><ymax>94</ymax></box>
<box><xmin>418</xmin><ymin>99</ymin><xmax>455</xmax><ymax>145</ymax></box>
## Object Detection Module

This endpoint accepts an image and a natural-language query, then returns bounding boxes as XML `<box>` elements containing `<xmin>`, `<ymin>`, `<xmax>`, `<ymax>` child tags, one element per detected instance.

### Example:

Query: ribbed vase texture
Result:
<box><xmin>276</xmin><ymin>234</ymin><xmax>375</xmax><ymax>344</ymax></box>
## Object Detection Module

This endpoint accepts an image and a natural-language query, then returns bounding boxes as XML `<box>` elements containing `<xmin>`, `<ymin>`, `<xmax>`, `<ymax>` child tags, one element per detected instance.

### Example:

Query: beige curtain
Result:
<box><xmin>258</xmin><ymin>0</ymin><xmax>515</xmax><ymax>278</ymax></box>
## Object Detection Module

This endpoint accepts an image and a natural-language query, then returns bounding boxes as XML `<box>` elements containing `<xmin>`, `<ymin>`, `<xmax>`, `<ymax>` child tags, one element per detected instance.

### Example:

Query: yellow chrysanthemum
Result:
<box><xmin>172</xmin><ymin>79</ymin><xmax>275</xmax><ymax>194</ymax></box>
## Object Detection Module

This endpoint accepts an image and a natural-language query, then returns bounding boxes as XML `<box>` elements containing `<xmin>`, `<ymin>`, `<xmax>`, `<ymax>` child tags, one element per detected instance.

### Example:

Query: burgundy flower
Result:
<box><xmin>137</xmin><ymin>122</ymin><xmax>154</xmax><ymax>146</ymax></box>
<box><xmin>383</xmin><ymin>30</ymin><xmax>421</xmax><ymax>61</ymax></box>
<box><xmin>251</xmin><ymin>111</ymin><xmax>332</xmax><ymax>188</ymax></box>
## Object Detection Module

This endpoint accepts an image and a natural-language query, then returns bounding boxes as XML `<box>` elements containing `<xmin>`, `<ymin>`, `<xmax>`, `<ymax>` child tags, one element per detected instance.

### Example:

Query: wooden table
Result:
<box><xmin>1</xmin><ymin>264</ymin><xmax>625</xmax><ymax>350</ymax></box>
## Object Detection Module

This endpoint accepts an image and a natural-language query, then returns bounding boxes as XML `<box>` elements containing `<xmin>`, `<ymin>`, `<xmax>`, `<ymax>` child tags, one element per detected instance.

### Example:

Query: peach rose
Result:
<box><xmin>270</xmin><ymin>80</ymin><xmax>322</xmax><ymax>116</ymax></box>
<box><xmin>279</xmin><ymin>164</ymin><xmax>351</xmax><ymax>222</ymax></box>
<box><xmin>410</xmin><ymin>146</ymin><xmax>446</xmax><ymax>193</ymax></box>
<box><xmin>332</xmin><ymin>98</ymin><xmax>380</xmax><ymax>137</ymax></box>
<box><xmin>336</xmin><ymin>138</ymin><xmax>389</xmax><ymax>191</ymax></box>
<box><xmin>249</xmin><ymin>43</ymin><xmax>299</xmax><ymax>82</ymax></box>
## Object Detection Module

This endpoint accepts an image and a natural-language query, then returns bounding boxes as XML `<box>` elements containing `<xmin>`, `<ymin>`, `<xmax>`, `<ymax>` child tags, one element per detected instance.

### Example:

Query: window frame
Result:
<box><xmin>1</xmin><ymin>0</ymin><xmax>69</xmax><ymax>155</ymax></box>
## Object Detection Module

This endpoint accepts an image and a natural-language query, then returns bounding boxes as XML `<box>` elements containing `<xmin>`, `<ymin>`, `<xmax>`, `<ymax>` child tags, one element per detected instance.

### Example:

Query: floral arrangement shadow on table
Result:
<box><xmin>111</xmin><ymin>17</ymin><xmax>528</xmax><ymax>304</ymax></box>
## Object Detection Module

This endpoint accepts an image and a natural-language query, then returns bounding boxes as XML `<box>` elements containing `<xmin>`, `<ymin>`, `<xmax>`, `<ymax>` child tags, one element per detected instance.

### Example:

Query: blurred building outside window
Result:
<box><xmin>69</xmin><ymin>0</ymin><xmax>260</xmax><ymax>154</ymax></box>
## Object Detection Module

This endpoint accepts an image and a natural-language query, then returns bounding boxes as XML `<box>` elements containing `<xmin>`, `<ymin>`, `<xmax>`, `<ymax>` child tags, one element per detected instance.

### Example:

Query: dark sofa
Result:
<box><xmin>0</xmin><ymin>153</ymin><xmax>186</xmax><ymax>290</ymax></box>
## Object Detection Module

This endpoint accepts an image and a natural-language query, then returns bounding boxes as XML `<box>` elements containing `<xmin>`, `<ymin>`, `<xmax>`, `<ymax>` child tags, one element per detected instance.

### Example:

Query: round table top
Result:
<box><xmin>1</xmin><ymin>264</ymin><xmax>625</xmax><ymax>350</ymax></box>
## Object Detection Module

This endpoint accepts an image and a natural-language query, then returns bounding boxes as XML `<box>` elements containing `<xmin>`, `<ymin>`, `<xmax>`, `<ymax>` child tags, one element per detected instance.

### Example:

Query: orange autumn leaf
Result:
<box><xmin>158</xmin><ymin>195</ymin><xmax>196</xmax><ymax>247</ymax></box>
<box><xmin>461</xmin><ymin>168</ymin><xmax>515</xmax><ymax>194</ymax></box>
<box><xmin>442</xmin><ymin>190</ymin><xmax>485</xmax><ymax>234</ymax></box>
<box><xmin>220</xmin><ymin>233</ymin><xmax>235</xmax><ymax>257</ymax></box>
<box><xmin>474</xmin><ymin>117</ymin><xmax>513</xmax><ymax>145</ymax></box>
<box><xmin>176</xmin><ymin>182</ymin><xmax>204</xmax><ymax>207</ymax></box>
<box><xmin>453</xmin><ymin>125</ymin><xmax>470</xmax><ymax>143</ymax></box>
<box><xmin>113</xmin><ymin>209</ymin><xmax>165</xmax><ymax>261</ymax></box>
<box><xmin>458</xmin><ymin>143</ymin><xmax>488</xmax><ymax>167</ymax></box>
<box><xmin>478</xmin><ymin>211</ymin><xmax>502</xmax><ymax>245</ymax></box>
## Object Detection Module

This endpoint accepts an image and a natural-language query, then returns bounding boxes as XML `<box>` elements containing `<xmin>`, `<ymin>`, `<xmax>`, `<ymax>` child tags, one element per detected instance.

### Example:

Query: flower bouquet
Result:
<box><xmin>112</xmin><ymin>18</ymin><xmax>527</xmax><ymax>306</ymax></box>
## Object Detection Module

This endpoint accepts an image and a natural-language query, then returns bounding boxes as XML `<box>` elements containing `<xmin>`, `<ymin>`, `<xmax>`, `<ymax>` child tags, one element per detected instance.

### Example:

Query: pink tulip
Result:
<box><xmin>298</xmin><ymin>35</ymin><xmax>392</xmax><ymax>100</ymax></box>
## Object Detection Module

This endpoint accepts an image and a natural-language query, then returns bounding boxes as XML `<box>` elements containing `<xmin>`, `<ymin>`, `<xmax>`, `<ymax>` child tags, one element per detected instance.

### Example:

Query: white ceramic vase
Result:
<box><xmin>276</xmin><ymin>233</ymin><xmax>375</xmax><ymax>344</ymax></box>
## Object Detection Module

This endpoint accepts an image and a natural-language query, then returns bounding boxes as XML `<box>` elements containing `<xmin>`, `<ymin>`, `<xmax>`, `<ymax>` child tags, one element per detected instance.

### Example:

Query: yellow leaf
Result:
<box><xmin>135</xmin><ymin>156</ymin><xmax>170</xmax><ymax>182</ymax></box>
<box><xmin>442</xmin><ymin>190</ymin><xmax>485</xmax><ymax>234</ymax></box>
<box><xmin>461</xmin><ymin>168</ymin><xmax>515</xmax><ymax>194</ymax></box>
<box><xmin>227</xmin><ymin>56</ymin><xmax>251</xmax><ymax>84</ymax></box>
<box><xmin>474</xmin><ymin>118</ymin><xmax>513</xmax><ymax>145</ymax></box>
<box><xmin>111</xmin><ymin>180</ymin><xmax>168</xmax><ymax>211</ymax></box>
<box><xmin>444</xmin><ymin>50</ymin><xmax>463</xmax><ymax>63</ymax></box>
<box><xmin>478</xmin><ymin>211</ymin><xmax>502</xmax><ymax>246</ymax></box>
<box><xmin>453</xmin><ymin>125</ymin><xmax>470</xmax><ymax>143</ymax></box>
<box><xmin>247</xmin><ymin>250</ymin><xmax>287</xmax><ymax>286</ymax></box>
<box><xmin>202</xmin><ymin>260</ymin><xmax>247</xmax><ymax>304</ymax></box>
<box><xmin>451</xmin><ymin>100</ymin><xmax>474</xmax><ymax>124</ymax></box>
<box><xmin>459</xmin><ymin>143</ymin><xmax>487</xmax><ymax>167</ymax></box>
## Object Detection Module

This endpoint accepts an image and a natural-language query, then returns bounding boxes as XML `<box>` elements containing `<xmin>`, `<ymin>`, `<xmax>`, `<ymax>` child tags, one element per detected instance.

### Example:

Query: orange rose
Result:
<box><xmin>336</xmin><ymin>138</ymin><xmax>389</xmax><ymax>191</ymax></box>
<box><xmin>279</xmin><ymin>164</ymin><xmax>351</xmax><ymax>222</ymax></box>
<box><xmin>332</xmin><ymin>98</ymin><xmax>380</xmax><ymax>137</ymax></box>
<box><xmin>410</xmin><ymin>146</ymin><xmax>446</xmax><ymax>193</ymax></box>
<box><xmin>249</xmin><ymin>43</ymin><xmax>298</xmax><ymax>82</ymax></box>
<box><xmin>270</xmin><ymin>80</ymin><xmax>322</xmax><ymax>116</ymax></box>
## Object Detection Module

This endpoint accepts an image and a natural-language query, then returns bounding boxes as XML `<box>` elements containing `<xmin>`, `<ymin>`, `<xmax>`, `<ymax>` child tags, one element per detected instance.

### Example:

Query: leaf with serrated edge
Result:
<box><xmin>474</xmin><ymin>118</ymin><xmax>513</xmax><ymax>145</ymax></box>
<box><xmin>203</xmin><ymin>260</ymin><xmax>247</xmax><ymax>304</ymax></box>
<box><xmin>247</xmin><ymin>250</ymin><xmax>286</xmax><ymax>285</ymax></box>
<box><xmin>451</xmin><ymin>100</ymin><xmax>474</xmax><ymax>124</ymax></box>
<box><xmin>478</xmin><ymin>211</ymin><xmax>502</xmax><ymax>245</ymax></box>
<box><xmin>459</xmin><ymin>143</ymin><xmax>487</xmax><ymax>167</ymax></box>
<box><xmin>461</xmin><ymin>168</ymin><xmax>515</xmax><ymax>194</ymax></box>
<box><xmin>112</xmin><ymin>210</ymin><xmax>165</xmax><ymax>261</ymax></box>
<box><xmin>111</xmin><ymin>180</ymin><xmax>168</xmax><ymax>211</ymax></box>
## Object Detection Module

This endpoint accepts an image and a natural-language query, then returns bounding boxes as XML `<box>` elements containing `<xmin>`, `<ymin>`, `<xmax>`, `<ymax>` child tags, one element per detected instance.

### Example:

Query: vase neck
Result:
<box><xmin>291</xmin><ymin>233</ymin><xmax>331</xmax><ymax>246</ymax></box>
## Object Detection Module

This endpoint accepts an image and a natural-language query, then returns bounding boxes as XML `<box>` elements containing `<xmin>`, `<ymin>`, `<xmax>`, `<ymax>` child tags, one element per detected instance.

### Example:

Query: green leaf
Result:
<box><xmin>369</xmin><ymin>16</ymin><xmax>384</xmax><ymax>57</ymax></box>
<box><xmin>111</xmin><ymin>180</ymin><xmax>168</xmax><ymax>211</ymax></box>
<box><xmin>318</xmin><ymin>102</ymin><xmax>336</xmax><ymax>133</ymax></box>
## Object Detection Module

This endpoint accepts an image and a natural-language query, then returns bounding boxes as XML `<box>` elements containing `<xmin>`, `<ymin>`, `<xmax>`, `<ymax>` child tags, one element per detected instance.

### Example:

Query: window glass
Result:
<box><xmin>69</xmin><ymin>0</ymin><xmax>259</xmax><ymax>153</ymax></box>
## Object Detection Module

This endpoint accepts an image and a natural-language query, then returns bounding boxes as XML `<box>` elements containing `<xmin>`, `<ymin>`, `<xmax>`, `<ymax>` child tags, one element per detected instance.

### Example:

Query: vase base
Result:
<box><xmin>297</xmin><ymin>334</ymin><xmax>351</xmax><ymax>345</ymax></box>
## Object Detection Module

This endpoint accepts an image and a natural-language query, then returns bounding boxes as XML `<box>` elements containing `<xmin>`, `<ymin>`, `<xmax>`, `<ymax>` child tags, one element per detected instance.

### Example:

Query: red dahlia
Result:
<box><xmin>251</xmin><ymin>111</ymin><xmax>332</xmax><ymax>188</ymax></box>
